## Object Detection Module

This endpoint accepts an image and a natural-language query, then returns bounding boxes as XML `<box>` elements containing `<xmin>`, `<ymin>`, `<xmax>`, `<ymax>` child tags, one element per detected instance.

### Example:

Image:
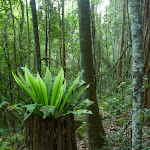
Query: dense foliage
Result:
<box><xmin>0</xmin><ymin>0</ymin><xmax>149</xmax><ymax>149</ymax></box>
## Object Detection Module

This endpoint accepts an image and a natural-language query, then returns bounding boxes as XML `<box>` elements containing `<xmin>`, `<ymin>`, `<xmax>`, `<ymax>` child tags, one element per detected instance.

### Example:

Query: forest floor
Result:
<box><xmin>1</xmin><ymin>112</ymin><xmax>150</xmax><ymax>150</ymax></box>
<box><xmin>1</xmin><ymin>94</ymin><xmax>150</xmax><ymax>150</ymax></box>
<box><xmin>76</xmin><ymin>108</ymin><xmax>150</xmax><ymax>150</ymax></box>
<box><xmin>76</xmin><ymin>116</ymin><xmax>132</xmax><ymax>150</ymax></box>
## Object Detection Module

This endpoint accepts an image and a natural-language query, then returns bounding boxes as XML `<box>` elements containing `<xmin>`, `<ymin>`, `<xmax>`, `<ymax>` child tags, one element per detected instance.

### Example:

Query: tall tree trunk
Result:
<box><xmin>96</xmin><ymin>12</ymin><xmax>102</xmax><ymax>95</ymax></box>
<box><xmin>19</xmin><ymin>0</ymin><xmax>24</xmax><ymax>67</ymax></box>
<box><xmin>26</xmin><ymin>0</ymin><xmax>30</xmax><ymax>69</ymax></box>
<box><xmin>9</xmin><ymin>0</ymin><xmax>17</xmax><ymax>72</ymax></box>
<box><xmin>91</xmin><ymin>3</ymin><xmax>97</xmax><ymax>86</ymax></box>
<box><xmin>77</xmin><ymin>0</ymin><xmax>106</xmax><ymax>149</ymax></box>
<box><xmin>45</xmin><ymin>0</ymin><xmax>48</xmax><ymax>67</ymax></box>
<box><xmin>142</xmin><ymin>0</ymin><xmax>150</xmax><ymax>124</ymax></box>
<box><xmin>3</xmin><ymin>25</ymin><xmax>13</xmax><ymax>101</ymax></box>
<box><xmin>62</xmin><ymin>0</ymin><xmax>66</xmax><ymax>74</ymax></box>
<box><xmin>127</xmin><ymin>0</ymin><xmax>132</xmax><ymax>45</ymax></box>
<box><xmin>48</xmin><ymin>2</ymin><xmax>51</xmax><ymax>68</ymax></box>
<box><xmin>30</xmin><ymin>0</ymin><xmax>41</xmax><ymax>74</ymax></box>
<box><xmin>129</xmin><ymin>0</ymin><xmax>144</xmax><ymax>149</ymax></box>
<box><xmin>58</xmin><ymin>1</ymin><xmax>62</xmax><ymax>65</ymax></box>
<box><xmin>118</xmin><ymin>0</ymin><xmax>126</xmax><ymax>84</ymax></box>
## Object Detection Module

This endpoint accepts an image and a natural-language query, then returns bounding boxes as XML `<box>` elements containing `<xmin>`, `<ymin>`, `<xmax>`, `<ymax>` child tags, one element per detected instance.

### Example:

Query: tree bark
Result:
<box><xmin>48</xmin><ymin>1</ymin><xmax>51</xmax><ymax>68</ymax></box>
<box><xmin>30</xmin><ymin>0</ymin><xmax>41</xmax><ymax>74</ymax></box>
<box><xmin>45</xmin><ymin>0</ymin><xmax>48</xmax><ymax>67</ymax></box>
<box><xmin>62</xmin><ymin>0</ymin><xmax>66</xmax><ymax>74</ymax></box>
<box><xmin>118</xmin><ymin>0</ymin><xmax>126</xmax><ymax>84</ymax></box>
<box><xmin>129</xmin><ymin>0</ymin><xmax>144</xmax><ymax>149</ymax></box>
<box><xmin>91</xmin><ymin>3</ymin><xmax>97</xmax><ymax>86</ymax></box>
<box><xmin>26</xmin><ymin>0</ymin><xmax>30</xmax><ymax>69</ymax></box>
<box><xmin>77</xmin><ymin>0</ymin><xmax>106</xmax><ymax>149</ymax></box>
<box><xmin>26</xmin><ymin>114</ymin><xmax>77</xmax><ymax>150</ymax></box>
<box><xmin>142</xmin><ymin>0</ymin><xmax>150</xmax><ymax>124</ymax></box>
<box><xmin>58</xmin><ymin>1</ymin><xmax>62</xmax><ymax>65</ymax></box>
<box><xmin>19</xmin><ymin>0</ymin><xmax>24</xmax><ymax>67</ymax></box>
<box><xmin>9</xmin><ymin>0</ymin><xmax>17</xmax><ymax>72</ymax></box>
<box><xmin>3</xmin><ymin>25</ymin><xmax>13</xmax><ymax>101</ymax></box>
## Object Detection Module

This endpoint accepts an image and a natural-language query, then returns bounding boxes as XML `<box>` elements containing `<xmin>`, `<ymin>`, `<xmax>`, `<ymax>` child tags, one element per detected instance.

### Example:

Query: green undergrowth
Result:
<box><xmin>0</xmin><ymin>129</ymin><xmax>25</xmax><ymax>150</ymax></box>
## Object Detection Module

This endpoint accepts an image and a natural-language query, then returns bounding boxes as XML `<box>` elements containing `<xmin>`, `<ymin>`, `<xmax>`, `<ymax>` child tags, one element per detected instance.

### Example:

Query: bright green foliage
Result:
<box><xmin>44</xmin><ymin>68</ymin><xmax>52</xmax><ymax>104</ymax></box>
<box><xmin>13</xmin><ymin>66</ymin><xmax>91</xmax><ymax>120</ymax></box>
<box><xmin>51</xmin><ymin>68</ymin><xmax>65</xmax><ymax>106</ymax></box>
<box><xmin>22</xmin><ymin>104</ymin><xmax>42</xmax><ymax>121</ymax></box>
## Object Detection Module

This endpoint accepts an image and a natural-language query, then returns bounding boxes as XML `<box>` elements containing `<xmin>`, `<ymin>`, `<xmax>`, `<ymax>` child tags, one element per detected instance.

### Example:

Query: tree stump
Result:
<box><xmin>25</xmin><ymin>114</ymin><xmax>77</xmax><ymax>150</ymax></box>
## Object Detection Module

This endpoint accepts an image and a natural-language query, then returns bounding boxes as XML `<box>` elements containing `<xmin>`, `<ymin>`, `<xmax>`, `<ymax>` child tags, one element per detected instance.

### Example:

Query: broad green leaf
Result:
<box><xmin>51</xmin><ymin>68</ymin><xmax>64</xmax><ymax>106</ymax></box>
<box><xmin>59</xmin><ymin>74</ymin><xmax>80</xmax><ymax>114</ymax></box>
<box><xmin>62</xmin><ymin>91</ymin><xmax>78</xmax><ymax>114</ymax></box>
<box><xmin>39</xmin><ymin>105</ymin><xmax>55</xmax><ymax>119</ymax></box>
<box><xmin>0</xmin><ymin>101</ymin><xmax>8</xmax><ymax>108</ymax></box>
<box><xmin>25</xmin><ymin>66</ymin><xmax>41</xmax><ymax>103</ymax></box>
<box><xmin>17</xmin><ymin>70</ymin><xmax>30</xmax><ymax>89</ymax></box>
<box><xmin>63</xmin><ymin>84</ymin><xmax>89</xmax><ymax>114</ymax></box>
<box><xmin>44</xmin><ymin>68</ymin><xmax>52</xmax><ymax>104</ymax></box>
<box><xmin>22</xmin><ymin>104</ymin><xmax>43</xmax><ymax>121</ymax></box>
<box><xmin>71</xmin><ymin>85</ymin><xmax>90</xmax><ymax>108</ymax></box>
<box><xmin>22</xmin><ymin>104</ymin><xmax>37</xmax><ymax>121</ymax></box>
<box><xmin>21</xmin><ymin>67</ymin><xmax>37</xmax><ymax>78</ymax></box>
<box><xmin>55</xmin><ymin>80</ymin><xmax>66</xmax><ymax>112</ymax></box>
<box><xmin>75</xmin><ymin>84</ymin><xmax>89</xmax><ymax>100</ymax></box>
<box><xmin>13</xmin><ymin>73</ymin><xmax>38</xmax><ymax>103</ymax></box>
<box><xmin>36</xmin><ymin>73</ymin><xmax>48</xmax><ymax>105</ymax></box>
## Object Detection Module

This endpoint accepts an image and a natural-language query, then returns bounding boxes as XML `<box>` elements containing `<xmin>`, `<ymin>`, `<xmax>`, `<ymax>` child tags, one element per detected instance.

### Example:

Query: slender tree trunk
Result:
<box><xmin>126</xmin><ymin>0</ymin><xmax>132</xmax><ymax>78</ymax></box>
<box><xmin>9</xmin><ymin>0</ymin><xmax>17</xmax><ymax>72</ymax></box>
<box><xmin>3</xmin><ymin>25</ymin><xmax>13</xmax><ymax>101</ymax></box>
<box><xmin>118</xmin><ymin>0</ymin><xmax>126</xmax><ymax>84</ymax></box>
<box><xmin>127</xmin><ymin>0</ymin><xmax>132</xmax><ymax>45</ymax></box>
<box><xmin>58</xmin><ymin>1</ymin><xmax>62</xmax><ymax>65</ymax></box>
<box><xmin>113</xmin><ymin>0</ymin><xmax>117</xmax><ymax>79</ymax></box>
<box><xmin>19</xmin><ymin>0</ymin><xmax>24</xmax><ymax>67</ymax></box>
<box><xmin>129</xmin><ymin>0</ymin><xmax>144</xmax><ymax>149</ymax></box>
<box><xmin>45</xmin><ymin>0</ymin><xmax>48</xmax><ymax>67</ymax></box>
<box><xmin>48</xmin><ymin>2</ymin><xmax>51</xmax><ymax>68</ymax></box>
<box><xmin>30</xmin><ymin>0</ymin><xmax>41</xmax><ymax>74</ymax></box>
<box><xmin>105</xmin><ymin>7</ymin><xmax>109</xmax><ymax>62</ymax></box>
<box><xmin>96</xmin><ymin>12</ymin><xmax>102</xmax><ymax>95</ymax></box>
<box><xmin>62</xmin><ymin>0</ymin><xmax>66</xmax><ymax>74</ymax></box>
<box><xmin>77</xmin><ymin>0</ymin><xmax>106</xmax><ymax>149</ymax></box>
<box><xmin>91</xmin><ymin>3</ymin><xmax>97</xmax><ymax>86</ymax></box>
<box><xmin>26</xmin><ymin>0</ymin><xmax>30</xmax><ymax>69</ymax></box>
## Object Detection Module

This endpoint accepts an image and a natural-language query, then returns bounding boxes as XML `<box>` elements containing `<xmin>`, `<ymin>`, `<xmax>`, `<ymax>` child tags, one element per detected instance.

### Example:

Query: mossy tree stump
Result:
<box><xmin>25</xmin><ymin>114</ymin><xmax>77</xmax><ymax>150</ymax></box>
